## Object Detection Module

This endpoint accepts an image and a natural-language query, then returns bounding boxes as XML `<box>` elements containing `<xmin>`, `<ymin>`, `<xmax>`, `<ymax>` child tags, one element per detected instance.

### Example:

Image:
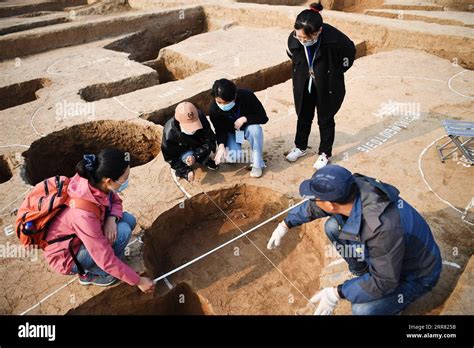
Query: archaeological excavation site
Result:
<box><xmin>0</xmin><ymin>0</ymin><xmax>473</xmax><ymax>321</ymax></box>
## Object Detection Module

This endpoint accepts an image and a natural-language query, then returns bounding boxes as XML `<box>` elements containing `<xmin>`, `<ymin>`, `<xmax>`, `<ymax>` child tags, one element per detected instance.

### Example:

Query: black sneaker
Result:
<box><xmin>205</xmin><ymin>159</ymin><xmax>218</xmax><ymax>171</ymax></box>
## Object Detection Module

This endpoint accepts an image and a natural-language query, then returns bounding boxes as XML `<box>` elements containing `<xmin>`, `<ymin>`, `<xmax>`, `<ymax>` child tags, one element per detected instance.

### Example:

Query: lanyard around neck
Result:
<box><xmin>304</xmin><ymin>40</ymin><xmax>320</xmax><ymax>71</ymax></box>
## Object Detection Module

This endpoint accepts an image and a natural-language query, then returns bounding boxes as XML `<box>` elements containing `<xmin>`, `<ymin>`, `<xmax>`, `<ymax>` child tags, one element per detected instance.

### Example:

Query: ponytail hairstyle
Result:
<box><xmin>294</xmin><ymin>2</ymin><xmax>324</xmax><ymax>36</ymax></box>
<box><xmin>75</xmin><ymin>148</ymin><xmax>130</xmax><ymax>186</ymax></box>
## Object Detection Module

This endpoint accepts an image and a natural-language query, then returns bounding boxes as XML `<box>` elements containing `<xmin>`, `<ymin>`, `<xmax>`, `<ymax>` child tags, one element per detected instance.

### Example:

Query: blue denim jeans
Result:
<box><xmin>324</xmin><ymin>216</ymin><xmax>439</xmax><ymax>315</ymax></box>
<box><xmin>225</xmin><ymin>124</ymin><xmax>265</xmax><ymax>169</ymax></box>
<box><xmin>71</xmin><ymin>212</ymin><xmax>136</xmax><ymax>276</ymax></box>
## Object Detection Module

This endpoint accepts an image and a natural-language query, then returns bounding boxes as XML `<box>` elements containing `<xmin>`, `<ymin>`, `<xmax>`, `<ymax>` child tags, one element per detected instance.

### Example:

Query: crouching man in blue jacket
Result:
<box><xmin>267</xmin><ymin>165</ymin><xmax>442</xmax><ymax>315</ymax></box>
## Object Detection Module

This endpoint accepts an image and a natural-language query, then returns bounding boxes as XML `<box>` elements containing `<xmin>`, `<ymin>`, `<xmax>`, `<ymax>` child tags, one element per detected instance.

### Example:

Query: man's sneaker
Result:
<box><xmin>286</xmin><ymin>147</ymin><xmax>307</xmax><ymax>162</ymax></box>
<box><xmin>79</xmin><ymin>273</ymin><xmax>117</xmax><ymax>287</ymax></box>
<box><xmin>205</xmin><ymin>158</ymin><xmax>218</xmax><ymax>171</ymax></box>
<box><xmin>250</xmin><ymin>167</ymin><xmax>263</xmax><ymax>178</ymax></box>
<box><xmin>313</xmin><ymin>153</ymin><xmax>330</xmax><ymax>170</ymax></box>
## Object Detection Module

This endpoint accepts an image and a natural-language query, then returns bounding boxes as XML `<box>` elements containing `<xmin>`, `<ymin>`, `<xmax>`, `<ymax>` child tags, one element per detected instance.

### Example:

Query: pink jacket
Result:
<box><xmin>43</xmin><ymin>174</ymin><xmax>140</xmax><ymax>286</ymax></box>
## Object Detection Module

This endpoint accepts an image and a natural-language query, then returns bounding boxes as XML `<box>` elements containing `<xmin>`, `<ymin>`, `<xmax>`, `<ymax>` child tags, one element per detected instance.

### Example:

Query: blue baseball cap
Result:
<box><xmin>299</xmin><ymin>165</ymin><xmax>356</xmax><ymax>202</ymax></box>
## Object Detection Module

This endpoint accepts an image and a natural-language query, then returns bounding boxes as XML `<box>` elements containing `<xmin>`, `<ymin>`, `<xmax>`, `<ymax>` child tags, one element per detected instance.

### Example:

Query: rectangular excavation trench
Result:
<box><xmin>67</xmin><ymin>185</ymin><xmax>326</xmax><ymax>315</ymax></box>
<box><xmin>0</xmin><ymin>6</ymin><xmax>208</xmax><ymax>60</ymax></box>
<box><xmin>0</xmin><ymin>0</ymin><xmax>87</xmax><ymax>18</ymax></box>
<box><xmin>77</xmin><ymin>8</ymin><xmax>209</xmax><ymax>102</ymax></box>
<box><xmin>78</xmin><ymin>55</ymin><xmax>211</xmax><ymax>102</ymax></box>
<box><xmin>0</xmin><ymin>13</ymin><xmax>71</xmax><ymax>36</ymax></box>
<box><xmin>0</xmin><ymin>78</ymin><xmax>51</xmax><ymax>111</ymax></box>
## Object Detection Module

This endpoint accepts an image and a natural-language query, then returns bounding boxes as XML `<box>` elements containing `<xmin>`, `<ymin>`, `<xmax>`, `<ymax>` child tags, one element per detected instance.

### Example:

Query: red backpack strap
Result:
<box><xmin>49</xmin><ymin>197</ymin><xmax>101</xmax><ymax>277</ymax></box>
<box><xmin>65</xmin><ymin>197</ymin><xmax>101</xmax><ymax>219</ymax></box>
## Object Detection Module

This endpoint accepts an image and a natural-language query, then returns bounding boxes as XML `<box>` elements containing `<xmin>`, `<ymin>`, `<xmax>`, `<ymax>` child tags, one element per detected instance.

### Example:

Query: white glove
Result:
<box><xmin>310</xmin><ymin>287</ymin><xmax>340</xmax><ymax>315</ymax></box>
<box><xmin>266</xmin><ymin>222</ymin><xmax>289</xmax><ymax>249</ymax></box>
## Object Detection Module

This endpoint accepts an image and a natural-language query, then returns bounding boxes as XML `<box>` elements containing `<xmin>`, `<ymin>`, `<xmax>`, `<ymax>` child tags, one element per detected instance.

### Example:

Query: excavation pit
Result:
<box><xmin>78</xmin><ymin>54</ymin><xmax>211</xmax><ymax>102</ymax></box>
<box><xmin>102</xmin><ymin>9</ymin><xmax>206</xmax><ymax>64</ymax></box>
<box><xmin>77</xmin><ymin>7</ymin><xmax>209</xmax><ymax>102</ymax></box>
<box><xmin>78</xmin><ymin>72</ymin><xmax>161</xmax><ymax>102</ymax></box>
<box><xmin>22</xmin><ymin>120</ymin><xmax>162</xmax><ymax>185</ymax></box>
<box><xmin>0</xmin><ymin>155</ymin><xmax>13</xmax><ymax>184</ymax></box>
<box><xmin>67</xmin><ymin>282</ymin><xmax>214</xmax><ymax>315</ymax></box>
<box><xmin>0</xmin><ymin>78</ymin><xmax>50</xmax><ymax>111</ymax></box>
<box><xmin>142</xmin><ymin>184</ymin><xmax>326</xmax><ymax>314</ymax></box>
<box><xmin>17</xmin><ymin>12</ymin><xmax>57</xmax><ymax>18</ymax></box>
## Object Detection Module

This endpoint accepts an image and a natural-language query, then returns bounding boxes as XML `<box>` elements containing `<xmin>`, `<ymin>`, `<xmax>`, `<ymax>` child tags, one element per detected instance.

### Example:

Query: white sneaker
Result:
<box><xmin>250</xmin><ymin>167</ymin><xmax>263</xmax><ymax>178</ymax></box>
<box><xmin>313</xmin><ymin>153</ymin><xmax>329</xmax><ymax>170</ymax></box>
<box><xmin>286</xmin><ymin>147</ymin><xmax>307</xmax><ymax>162</ymax></box>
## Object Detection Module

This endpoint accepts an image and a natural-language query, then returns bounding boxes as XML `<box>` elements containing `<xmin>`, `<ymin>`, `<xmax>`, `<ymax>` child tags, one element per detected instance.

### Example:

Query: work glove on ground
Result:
<box><xmin>266</xmin><ymin>221</ymin><xmax>289</xmax><ymax>249</ymax></box>
<box><xmin>310</xmin><ymin>287</ymin><xmax>340</xmax><ymax>315</ymax></box>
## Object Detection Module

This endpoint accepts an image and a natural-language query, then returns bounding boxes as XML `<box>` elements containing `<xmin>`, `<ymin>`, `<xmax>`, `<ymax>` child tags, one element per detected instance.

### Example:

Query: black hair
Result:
<box><xmin>294</xmin><ymin>2</ymin><xmax>324</xmax><ymax>36</ymax></box>
<box><xmin>211</xmin><ymin>79</ymin><xmax>237</xmax><ymax>102</ymax></box>
<box><xmin>334</xmin><ymin>183</ymin><xmax>358</xmax><ymax>205</ymax></box>
<box><xmin>75</xmin><ymin>148</ymin><xmax>130</xmax><ymax>186</ymax></box>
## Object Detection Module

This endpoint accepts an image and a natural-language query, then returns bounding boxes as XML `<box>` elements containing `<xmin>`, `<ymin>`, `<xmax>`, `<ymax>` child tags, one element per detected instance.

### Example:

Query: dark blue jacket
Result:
<box><xmin>284</xmin><ymin>174</ymin><xmax>442</xmax><ymax>303</ymax></box>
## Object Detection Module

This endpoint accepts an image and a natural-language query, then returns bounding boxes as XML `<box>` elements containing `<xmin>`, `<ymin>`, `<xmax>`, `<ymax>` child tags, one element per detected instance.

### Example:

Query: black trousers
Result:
<box><xmin>294</xmin><ymin>80</ymin><xmax>335</xmax><ymax>157</ymax></box>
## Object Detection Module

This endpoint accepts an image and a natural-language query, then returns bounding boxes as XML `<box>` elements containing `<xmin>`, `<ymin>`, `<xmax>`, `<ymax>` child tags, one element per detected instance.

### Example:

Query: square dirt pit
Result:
<box><xmin>67</xmin><ymin>184</ymin><xmax>327</xmax><ymax>315</ymax></box>
<box><xmin>141</xmin><ymin>184</ymin><xmax>327</xmax><ymax>315</ymax></box>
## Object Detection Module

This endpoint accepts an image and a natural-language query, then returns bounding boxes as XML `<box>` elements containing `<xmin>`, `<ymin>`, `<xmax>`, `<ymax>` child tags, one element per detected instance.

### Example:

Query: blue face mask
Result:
<box><xmin>217</xmin><ymin>100</ymin><xmax>235</xmax><ymax>112</ymax></box>
<box><xmin>114</xmin><ymin>178</ymin><xmax>129</xmax><ymax>193</ymax></box>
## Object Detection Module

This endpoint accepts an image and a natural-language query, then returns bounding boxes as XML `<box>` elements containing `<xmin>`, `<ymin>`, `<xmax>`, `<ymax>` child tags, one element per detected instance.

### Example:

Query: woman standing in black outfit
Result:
<box><xmin>285</xmin><ymin>2</ymin><xmax>356</xmax><ymax>170</ymax></box>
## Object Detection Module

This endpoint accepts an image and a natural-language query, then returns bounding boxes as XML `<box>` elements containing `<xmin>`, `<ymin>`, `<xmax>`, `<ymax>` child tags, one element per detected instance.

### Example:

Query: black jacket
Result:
<box><xmin>161</xmin><ymin>110</ymin><xmax>216</xmax><ymax>178</ymax></box>
<box><xmin>209</xmin><ymin>88</ymin><xmax>268</xmax><ymax>145</ymax></box>
<box><xmin>287</xmin><ymin>23</ymin><xmax>356</xmax><ymax>117</ymax></box>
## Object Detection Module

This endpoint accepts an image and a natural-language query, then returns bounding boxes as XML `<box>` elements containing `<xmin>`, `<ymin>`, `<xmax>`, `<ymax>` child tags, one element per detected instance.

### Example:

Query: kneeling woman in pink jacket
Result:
<box><xmin>44</xmin><ymin>148</ymin><xmax>155</xmax><ymax>293</ymax></box>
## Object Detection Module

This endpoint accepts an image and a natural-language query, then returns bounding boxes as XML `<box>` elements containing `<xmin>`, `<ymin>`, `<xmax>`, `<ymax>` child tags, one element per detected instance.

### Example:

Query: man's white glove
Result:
<box><xmin>310</xmin><ymin>287</ymin><xmax>340</xmax><ymax>315</ymax></box>
<box><xmin>266</xmin><ymin>222</ymin><xmax>289</xmax><ymax>249</ymax></box>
